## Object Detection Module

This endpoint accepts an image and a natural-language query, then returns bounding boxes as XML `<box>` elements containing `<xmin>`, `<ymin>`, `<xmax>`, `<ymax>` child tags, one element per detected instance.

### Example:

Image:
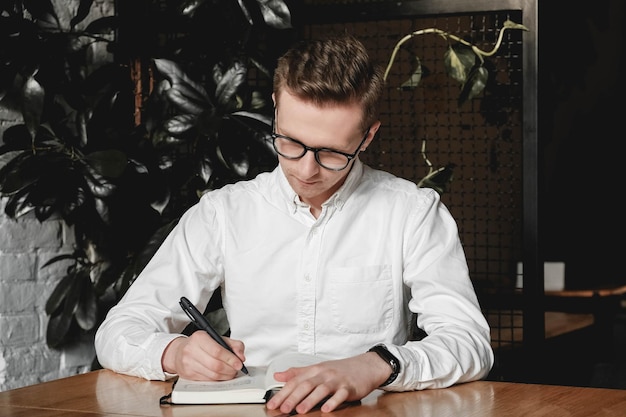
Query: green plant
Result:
<box><xmin>0</xmin><ymin>0</ymin><xmax>293</xmax><ymax>349</ymax></box>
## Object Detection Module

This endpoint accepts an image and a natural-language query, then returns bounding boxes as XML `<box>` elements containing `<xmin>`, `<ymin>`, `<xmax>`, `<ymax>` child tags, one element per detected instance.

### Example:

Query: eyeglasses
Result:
<box><xmin>271</xmin><ymin>124</ymin><xmax>370</xmax><ymax>171</ymax></box>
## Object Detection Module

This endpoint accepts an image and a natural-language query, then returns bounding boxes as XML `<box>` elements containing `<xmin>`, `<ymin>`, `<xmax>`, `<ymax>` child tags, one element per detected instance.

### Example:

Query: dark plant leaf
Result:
<box><xmin>83</xmin><ymin>165</ymin><xmax>116</xmax><ymax>198</ymax></box>
<box><xmin>83</xmin><ymin>15</ymin><xmax>117</xmax><ymax>35</ymax></box>
<box><xmin>46</xmin><ymin>268</ymin><xmax>88</xmax><ymax>348</ymax></box>
<box><xmin>179</xmin><ymin>0</ymin><xmax>206</xmax><ymax>17</ymax></box>
<box><xmin>45</xmin><ymin>273</ymin><xmax>76</xmax><ymax>315</ymax></box>
<box><xmin>0</xmin><ymin>152</ymin><xmax>26</xmax><ymax>187</ymax></box>
<box><xmin>249</xmin><ymin>90</ymin><xmax>267</xmax><ymax>110</ymax></box>
<box><xmin>458</xmin><ymin>66</ymin><xmax>488</xmax><ymax>107</ymax></box>
<box><xmin>417</xmin><ymin>164</ymin><xmax>456</xmax><ymax>194</ymax></box>
<box><xmin>248</xmin><ymin>56</ymin><xmax>272</xmax><ymax>80</ymax></box>
<box><xmin>444</xmin><ymin>44</ymin><xmax>476</xmax><ymax>84</ymax></box>
<box><xmin>205</xmin><ymin>307</ymin><xmax>229</xmax><ymax>336</ymax></box>
<box><xmin>214</xmin><ymin>142</ymin><xmax>250</xmax><ymax>177</ymax></box>
<box><xmin>399</xmin><ymin>57</ymin><xmax>423</xmax><ymax>90</ymax></box>
<box><xmin>34</xmin><ymin>203</ymin><xmax>56</xmax><ymax>222</ymax></box>
<box><xmin>0</xmin><ymin>151</ymin><xmax>34</xmax><ymax>194</ymax></box>
<box><xmin>20</xmin><ymin>75</ymin><xmax>45</xmax><ymax>139</ymax></box>
<box><xmin>230</xmin><ymin>157</ymin><xmax>250</xmax><ymax>177</ymax></box>
<box><xmin>151</xmin><ymin>130</ymin><xmax>187</xmax><ymax>148</ymax></box>
<box><xmin>257</xmin><ymin>0</ymin><xmax>292</xmax><ymax>29</ymax></box>
<box><xmin>466</xmin><ymin>66</ymin><xmax>489</xmax><ymax>100</ymax></box>
<box><xmin>229</xmin><ymin>110</ymin><xmax>272</xmax><ymax>127</ymax></box>
<box><xmin>84</xmin><ymin>150</ymin><xmax>127</xmax><ymax>178</ymax></box>
<box><xmin>63</xmin><ymin>269</ymin><xmax>88</xmax><ymax>318</ymax></box>
<box><xmin>4</xmin><ymin>186</ymin><xmax>34</xmax><ymax>218</ymax></box>
<box><xmin>150</xmin><ymin>187</ymin><xmax>170</xmax><ymax>215</ymax></box>
<box><xmin>225</xmin><ymin>112</ymin><xmax>276</xmax><ymax>163</ymax></box>
<box><xmin>70</xmin><ymin>0</ymin><xmax>94</xmax><ymax>29</ymax></box>
<box><xmin>23</xmin><ymin>0</ymin><xmax>58</xmax><ymax>24</ymax></box>
<box><xmin>165</xmin><ymin>88</ymin><xmax>206</xmax><ymax>115</ymax></box>
<box><xmin>165</xmin><ymin>114</ymin><xmax>197</xmax><ymax>135</ymax></box>
<box><xmin>214</xmin><ymin>60</ymin><xmax>247</xmax><ymax>109</ymax></box>
<box><xmin>237</xmin><ymin>0</ymin><xmax>255</xmax><ymax>26</ymax></box>
<box><xmin>0</xmin><ymin>124</ymin><xmax>32</xmax><ymax>150</ymax></box>
<box><xmin>195</xmin><ymin>107</ymin><xmax>221</xmax><ymax>137</ymax></box>
<box><xmin>198</xmin><ymin>155</ymin><xmax>212</xmax><ymax>184</ymax></box>
<box><xmin>93</xmin><ymin>262</ymin><xmax>123</xmax><ymax>293</ymax></box>
<box><xmin>135</xmin><ymin>219</ymin><xmax>179</xmax><ymax>273</ymax></box>
<box><xmin>93</xmin><ymin>196</ymin><xmax>110</xmax><ymax>223</ymax></box>
<box><xmin>46</xmin><ymin>308</ymin><xmax>73</xmax><ymax>348</ymax></box>
<box><xmin>41</xmin><ymin>253</ymin><xmax>77</xmax><ymax>268</ymax></box>
<box><xmin>153</xmin><ymin>59</ymin><xmax>211</xmax><ymax>103</ymax></box>
<box><xmin>75</xmin><ymin>274</ymin><xmax>97</xmax><ymax>330</ymax></box>
<box><xmin>115</xmin><ymin>267</ymin><xmax>136</xmax><ymax>300</ymax></box>
<box><xmin>503</xmin><ymin>19</ymin><xmax>529</xmax><ymax>31</ymax></box>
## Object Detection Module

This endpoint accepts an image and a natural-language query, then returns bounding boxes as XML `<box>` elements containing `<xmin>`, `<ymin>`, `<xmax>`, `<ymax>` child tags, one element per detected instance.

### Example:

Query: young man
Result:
<box><xmin>95</xmin><ymin>34</ymin><xmax>493</xmax><ymax>414</ymax></box>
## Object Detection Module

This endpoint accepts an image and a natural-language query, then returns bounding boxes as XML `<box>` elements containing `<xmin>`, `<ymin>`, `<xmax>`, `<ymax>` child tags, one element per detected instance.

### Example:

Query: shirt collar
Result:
<box><xmin>275</xmin><ymin>159</ymin><xmax>365</xmax><ymax>214</ymax></box>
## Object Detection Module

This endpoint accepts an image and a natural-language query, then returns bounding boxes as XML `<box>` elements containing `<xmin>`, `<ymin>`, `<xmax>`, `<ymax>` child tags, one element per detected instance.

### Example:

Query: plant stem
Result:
<box><xmin>383</xmin><ymin>20</ymin><xmax>527</xmax><ymax>81</ymax></box>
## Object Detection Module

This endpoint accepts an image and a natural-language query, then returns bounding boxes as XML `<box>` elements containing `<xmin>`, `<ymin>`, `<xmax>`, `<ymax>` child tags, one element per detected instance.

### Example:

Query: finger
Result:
<box><xmin>192</xmin><ymin>332</ymin><xmax>241</xmax><ymax>367</ymax></box>
<box><xmin>265</xmin><ymin>381</ymin><xmax>296</xmax><ymax>411</ymax></box>
<box><xmin>186</xmin><ymin>332</ymin><xmax>242</xmax><ymax>379</ymax></box>
<box><xmin>319</xmin><ymin>388</ymin><xmax>351</xmax><ymax>413</ymax></box>
<box><xmin>278</xmin><ymin>378</ymin><xmax>330</xmax><ymax>414</ymax></box>
<box><xmin>294</xmin><ymin>385</ymin><xmax>334</xmax><ymax>415</ymax></box>
<box><xmin>223</xmin><ymin>336</ymin><xmax>246</xmax><ymax>362</ymax></box>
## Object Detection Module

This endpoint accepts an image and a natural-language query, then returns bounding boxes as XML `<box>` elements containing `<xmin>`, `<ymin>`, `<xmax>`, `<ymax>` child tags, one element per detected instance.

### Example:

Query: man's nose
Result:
<box><xmin>298</xmin><ymin>150</ymin><xmax>320</xmax><ymax>176</ymax></box>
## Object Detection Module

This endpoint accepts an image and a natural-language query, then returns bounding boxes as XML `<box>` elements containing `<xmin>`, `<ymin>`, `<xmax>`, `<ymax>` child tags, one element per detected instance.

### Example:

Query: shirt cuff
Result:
<box><xmin>145</xmin><ymin>333</ymin><xmax>187</xmax><ymax>381</ymax></box>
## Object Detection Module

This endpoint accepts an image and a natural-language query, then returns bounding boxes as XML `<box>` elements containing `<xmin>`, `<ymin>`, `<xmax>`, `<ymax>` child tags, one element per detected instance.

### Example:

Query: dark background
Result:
<box><xmin>539</xmin><ymin>0</ymin><xmax>626</xmax><ymax>289</ymax></box>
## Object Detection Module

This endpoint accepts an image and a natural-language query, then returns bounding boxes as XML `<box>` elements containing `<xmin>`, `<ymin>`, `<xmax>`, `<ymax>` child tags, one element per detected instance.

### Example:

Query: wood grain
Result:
<box><xmin>1</xmin><ymin>370</ymin><xmax>625</xmax><ymax>417</ymax></box>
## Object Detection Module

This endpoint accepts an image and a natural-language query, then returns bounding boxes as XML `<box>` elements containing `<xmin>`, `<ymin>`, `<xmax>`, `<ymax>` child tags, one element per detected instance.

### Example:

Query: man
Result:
<box><xmin>95</xmin><ymin>34</ymin><xmax>493</xmax><ymax>415</ymax></box>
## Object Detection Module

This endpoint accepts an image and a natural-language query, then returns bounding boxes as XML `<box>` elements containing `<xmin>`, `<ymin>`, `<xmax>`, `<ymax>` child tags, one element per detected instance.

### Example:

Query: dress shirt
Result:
<box><xmin>95</xmin><ymin>159</ymin><xmax>493</xmax><ymax>390</ymax></box>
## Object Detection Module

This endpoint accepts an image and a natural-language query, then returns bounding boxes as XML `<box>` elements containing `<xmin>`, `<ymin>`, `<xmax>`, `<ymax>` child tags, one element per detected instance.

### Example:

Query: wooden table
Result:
<box><xmin>1</xmin><ymin>369</ymin><xmax>625</xmax><ymax>416</ymax></box>
<box><xmin>482</xmin><ymin>284</ymin><xmax>626</xmax><ymax>357</ymax></box>
<box><xmin>543</xmin><ymin>285</ymin><xmax>626</xmax><ymax>360</ymax></box>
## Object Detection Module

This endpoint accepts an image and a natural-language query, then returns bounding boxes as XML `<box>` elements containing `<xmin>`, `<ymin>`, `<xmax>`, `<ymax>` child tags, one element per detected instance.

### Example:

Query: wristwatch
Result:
<box><xmin>368</xmin><ymin>344</ymin><xmax>400</xmax><ymax>387</ymax></box>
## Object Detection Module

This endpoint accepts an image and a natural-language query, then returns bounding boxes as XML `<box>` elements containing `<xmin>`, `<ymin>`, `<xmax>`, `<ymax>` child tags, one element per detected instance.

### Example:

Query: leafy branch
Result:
<box><xmin>383</xmin><ymin>19</ymin><xmax>528</xmax><ymax>193</ymax></box>
<box><xmin>384</xmin><ymin>19</ymin><xmax>529</xmax><ymax>93</ymax></box>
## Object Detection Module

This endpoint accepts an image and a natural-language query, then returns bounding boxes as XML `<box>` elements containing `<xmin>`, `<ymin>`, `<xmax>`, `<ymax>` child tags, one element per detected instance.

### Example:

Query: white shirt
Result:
<box><xmin>94</xmin><ymin>159</ymin><xmax>493</xmax><ymax>391</ymax></box>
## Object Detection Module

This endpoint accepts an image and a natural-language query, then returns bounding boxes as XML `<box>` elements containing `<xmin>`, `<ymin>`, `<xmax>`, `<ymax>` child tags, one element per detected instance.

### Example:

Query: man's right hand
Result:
<box><xmin>161</xmin><ymin>331</ymin><xmax>246</xmax><ymax>380</ymax></box>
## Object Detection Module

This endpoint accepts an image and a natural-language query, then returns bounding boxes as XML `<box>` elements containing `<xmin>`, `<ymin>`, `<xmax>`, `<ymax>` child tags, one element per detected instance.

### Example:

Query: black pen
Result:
<box><xmin>179</xmin><ymin>296</ymin><xmax>249</xmax><ymax>375</ymax></box>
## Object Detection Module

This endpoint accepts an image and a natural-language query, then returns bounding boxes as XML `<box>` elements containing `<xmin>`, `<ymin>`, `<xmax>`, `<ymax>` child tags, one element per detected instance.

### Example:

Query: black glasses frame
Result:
<box><xmin>271</xmin><ymin>125</ymin><xmax>370</xmax><ymax>171</ymax></box>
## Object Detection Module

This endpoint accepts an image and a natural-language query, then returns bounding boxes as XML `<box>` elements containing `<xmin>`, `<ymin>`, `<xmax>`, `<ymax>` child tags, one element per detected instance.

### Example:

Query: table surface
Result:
<box><xmin>1</xmin><ymin>369</ymin><xmax>626</xmax><ymax>417</ymax></box>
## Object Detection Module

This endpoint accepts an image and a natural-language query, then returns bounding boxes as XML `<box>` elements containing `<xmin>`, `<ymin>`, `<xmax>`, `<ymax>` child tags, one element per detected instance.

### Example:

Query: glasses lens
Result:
<box><xmin>317</xmin><ymin>151</ymin><xmax>349</xmax><ymax>170</ymax></box>
<box><xmin>272</xmin><ymin>135</ymin><xmax>351</xmax><ymax>171</ymax></box>
<box><xmin>273</xmin><ymin>136</ymin><xmax>305</xmax><ymax>158</ymax></box>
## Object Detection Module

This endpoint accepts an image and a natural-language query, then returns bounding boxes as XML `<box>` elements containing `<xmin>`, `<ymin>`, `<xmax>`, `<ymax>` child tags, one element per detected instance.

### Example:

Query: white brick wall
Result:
<box><xmin>0</xmin><ymin>188</ymin><xmax>95</xmax><ymax>391</ymax></box>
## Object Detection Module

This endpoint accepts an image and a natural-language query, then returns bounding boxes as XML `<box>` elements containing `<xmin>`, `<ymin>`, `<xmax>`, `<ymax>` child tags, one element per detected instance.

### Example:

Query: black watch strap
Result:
<box><xmin>368</xmin><ymin>344</ymin><xmax>400</xmax><ymax>387</ymax></box>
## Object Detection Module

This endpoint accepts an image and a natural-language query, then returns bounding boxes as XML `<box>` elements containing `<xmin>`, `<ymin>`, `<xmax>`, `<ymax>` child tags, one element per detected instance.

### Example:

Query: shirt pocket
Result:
<box><xmin>328</xmin><ymin>265</ymin><xmax>393</xmax><ymax>334</ymax></box>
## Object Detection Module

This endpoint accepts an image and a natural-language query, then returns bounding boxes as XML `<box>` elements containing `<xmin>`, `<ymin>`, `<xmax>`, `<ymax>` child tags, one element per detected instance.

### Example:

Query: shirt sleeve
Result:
<box><xmin>94</xmin><ymin>196</ymin><xmax>225</xmax><ymax>380</ymax></box>
<box><xmin>382</xmin><ymin>189</ymin><xmax>494</xmax><ymax>391</ymax></box>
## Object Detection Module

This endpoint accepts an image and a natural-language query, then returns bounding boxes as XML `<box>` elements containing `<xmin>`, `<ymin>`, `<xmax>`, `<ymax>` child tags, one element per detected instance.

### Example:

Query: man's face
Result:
<box><xmin>273</xmin><ymin>90</ymin><xmax>379</xmax><ymax>211</ymax></box>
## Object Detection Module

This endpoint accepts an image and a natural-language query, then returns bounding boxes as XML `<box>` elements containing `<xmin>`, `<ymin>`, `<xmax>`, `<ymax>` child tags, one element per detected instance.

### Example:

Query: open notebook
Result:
<box><xmin>166</xmin><ymin>352</ymin><xmax>325</xmax><ymax>404</ymax></box>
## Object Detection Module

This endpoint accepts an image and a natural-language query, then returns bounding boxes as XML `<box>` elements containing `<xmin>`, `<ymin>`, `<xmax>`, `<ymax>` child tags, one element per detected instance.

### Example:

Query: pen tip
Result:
<box><xmin>241</xmin><ymin>365</ymin><xmax>249</xmax><ymax>375</ymax></box>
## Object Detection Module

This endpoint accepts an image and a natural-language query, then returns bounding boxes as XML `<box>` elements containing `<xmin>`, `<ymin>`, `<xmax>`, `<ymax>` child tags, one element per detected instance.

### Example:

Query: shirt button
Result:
<box><xmin>304</xmin><ymin>274</ymin><xmax>311</xmax><ymax>282</ymax></box>
<box><xmin>303</xmin><ymin>322</ymin><xmax>310</xmax><ymax>330</ymax></box>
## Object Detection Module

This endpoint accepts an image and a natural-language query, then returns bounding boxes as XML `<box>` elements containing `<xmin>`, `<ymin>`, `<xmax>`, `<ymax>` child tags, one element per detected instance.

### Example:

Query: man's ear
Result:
<box><xmin>271</xmin><ymin>93</ymin><xmax>276</xmax><ymax>108</ymax></box>
<box><xmin>363</xmin><ymin>120</ymin><xmax>382</xmax><ymax>150</ymax></box>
